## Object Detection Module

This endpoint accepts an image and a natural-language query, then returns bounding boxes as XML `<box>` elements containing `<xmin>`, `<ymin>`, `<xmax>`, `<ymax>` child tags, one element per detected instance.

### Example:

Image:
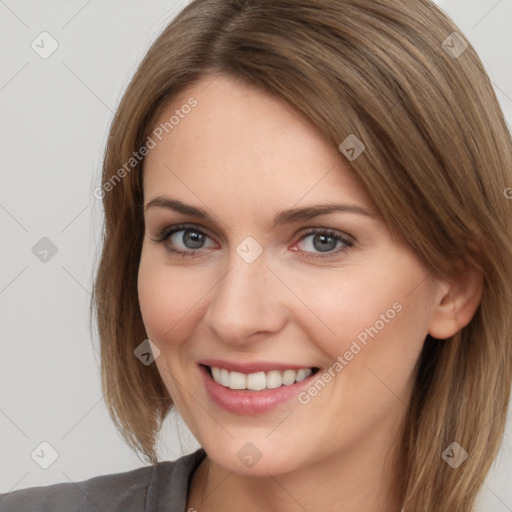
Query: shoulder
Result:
<box><xmin>0</xmin><ymin>464</ymin><xmax>156</xmax><ymax>512</ymax></box>
<box><xmin>0</xmin><ymin>449</ymin><xmax>206</xmax><ymax>512</ymax></box>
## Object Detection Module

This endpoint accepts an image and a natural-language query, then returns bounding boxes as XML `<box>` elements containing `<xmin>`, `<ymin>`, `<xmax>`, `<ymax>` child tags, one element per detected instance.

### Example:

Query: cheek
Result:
<box><xmin>288</xmin><ymin>262</ymin><xmax>431</xmax><ymax>370</ymax></box>
<box><xmin>287</xmin><ymin>269</ymin><xmax>397</xmax><ymax>348</ymax></box>
<box><xmin>137</xmin><ymin>253</ymin><xmax>209</xmax><ymax>347</ymax></box>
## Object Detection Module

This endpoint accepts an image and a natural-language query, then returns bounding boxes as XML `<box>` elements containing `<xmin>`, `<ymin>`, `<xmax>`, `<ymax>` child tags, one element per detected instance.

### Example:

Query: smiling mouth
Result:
<box><xmin>202</xmin><ymin>364</ymin><xmax>320</xmax><ymax>391</ymax></box>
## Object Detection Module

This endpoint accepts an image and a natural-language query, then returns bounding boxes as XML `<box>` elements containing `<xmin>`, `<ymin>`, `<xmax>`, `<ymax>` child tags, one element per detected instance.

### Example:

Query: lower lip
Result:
<box><xmin>199</xmin><ymin>365</ymin><xmax>317</xmax><ymax>415</ymax></box>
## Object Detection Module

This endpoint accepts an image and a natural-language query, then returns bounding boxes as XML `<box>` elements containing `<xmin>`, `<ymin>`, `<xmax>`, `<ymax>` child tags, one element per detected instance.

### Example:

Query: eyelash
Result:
<box><xmin>151</xmin><ymin>223</ymin><xmax>354</xmax><ymax>259</ymax></box>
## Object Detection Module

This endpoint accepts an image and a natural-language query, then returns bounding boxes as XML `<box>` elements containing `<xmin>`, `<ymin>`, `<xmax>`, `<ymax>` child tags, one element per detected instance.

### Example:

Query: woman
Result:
<box><xmin>2</xmin><ymin>0</ymin><xmax>511</xmax><ymax>511</ymax></box>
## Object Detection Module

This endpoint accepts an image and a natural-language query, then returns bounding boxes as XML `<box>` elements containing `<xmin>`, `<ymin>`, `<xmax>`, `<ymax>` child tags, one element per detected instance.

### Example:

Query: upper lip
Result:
<box><xmin>199</xmin><ymin>359</ymin><xmax>316</xmax><ymax>374</ymax></box>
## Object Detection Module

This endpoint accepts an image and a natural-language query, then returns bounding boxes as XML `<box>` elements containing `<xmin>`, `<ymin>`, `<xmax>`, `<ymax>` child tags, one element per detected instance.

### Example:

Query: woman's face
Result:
<box><xmin>138</xmin><ymin>74</ymin><xmax>445</xmax><ymax>476</ymax></box>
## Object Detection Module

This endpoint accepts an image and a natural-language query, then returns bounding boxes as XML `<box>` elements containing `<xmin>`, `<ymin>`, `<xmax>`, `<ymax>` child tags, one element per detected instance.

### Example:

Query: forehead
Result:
<box><xmin>142</xmin><ymin>74</ymin><xmax>373</xmax><ymax>215</ymax></box>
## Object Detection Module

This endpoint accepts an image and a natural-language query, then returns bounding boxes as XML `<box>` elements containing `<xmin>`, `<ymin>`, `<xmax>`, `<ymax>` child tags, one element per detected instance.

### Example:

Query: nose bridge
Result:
<box><xmin>204</xmin><ymin>245</ymin><xmax>284</xmax><ymax>342</ymax></box>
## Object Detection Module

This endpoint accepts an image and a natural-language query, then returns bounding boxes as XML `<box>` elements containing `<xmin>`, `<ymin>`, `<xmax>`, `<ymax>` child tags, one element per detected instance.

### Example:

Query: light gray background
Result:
<box><xmin>1</xmin><ymin>1</ymin><xmax>511</xmax><ymax>510</ymax></box>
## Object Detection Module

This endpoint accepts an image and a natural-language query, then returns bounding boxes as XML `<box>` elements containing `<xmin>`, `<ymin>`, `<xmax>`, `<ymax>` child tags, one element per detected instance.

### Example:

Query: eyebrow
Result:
<box><xmin>144</xmin><ymin>196</ymin><xmax>377</xmax><ymax>226</ymax></box>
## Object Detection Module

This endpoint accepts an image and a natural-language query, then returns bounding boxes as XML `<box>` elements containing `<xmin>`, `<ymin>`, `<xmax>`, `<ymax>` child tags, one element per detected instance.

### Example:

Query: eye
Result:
<box><xmin>152</xmin><ymin>224</ymin><xmax>217</xmax><ymax>257</ymax></box>
<box><xmin>151</xmin><ymin>224</ymin><xmax>353</xmax><ymax>259</ymax></box>
<box><xmin>293</xmin><ymin>229</ymin><xmax>353</xmax><ymax>258</ymax></box>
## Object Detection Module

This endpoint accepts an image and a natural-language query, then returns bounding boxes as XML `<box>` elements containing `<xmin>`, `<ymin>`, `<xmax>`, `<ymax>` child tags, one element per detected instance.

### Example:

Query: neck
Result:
<box><xmin>186</xmin><ymin>415</ymin><xmax>404</xmax><ymax>512</ymax></box>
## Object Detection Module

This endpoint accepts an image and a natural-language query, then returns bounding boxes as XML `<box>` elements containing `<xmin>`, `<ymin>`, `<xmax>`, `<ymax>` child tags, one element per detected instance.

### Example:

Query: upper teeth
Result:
<box><xmin>210</xmin><ymin>366</ymin><xmax>313</xmax><ymax>391</ymax></box>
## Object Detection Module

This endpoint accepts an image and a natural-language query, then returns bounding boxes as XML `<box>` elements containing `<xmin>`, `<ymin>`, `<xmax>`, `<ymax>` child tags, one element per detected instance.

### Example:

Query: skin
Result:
<box><xmin>137</xmin><ymin>74</ymin><xmax>482</xmax><ymax>512</ymax></box>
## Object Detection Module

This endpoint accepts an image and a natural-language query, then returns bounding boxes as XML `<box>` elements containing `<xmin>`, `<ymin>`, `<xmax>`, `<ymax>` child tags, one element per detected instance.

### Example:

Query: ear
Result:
<box><xmin>428</xmin><ymin>263</ymin><xmax>483</xmax><ymax>340</ymax></box>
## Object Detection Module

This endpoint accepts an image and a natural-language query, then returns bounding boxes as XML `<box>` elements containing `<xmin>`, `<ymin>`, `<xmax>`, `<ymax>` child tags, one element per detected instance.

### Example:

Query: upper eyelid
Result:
<box><xmin>157</xmin><ymin>223</ymin><xmax>217</xmax><ymax>242</ymax></box>
<box><xmin>157</xmin><ymin>222</ymin><xmax>350</xmax><ymax>235</ymax></box>
<box><xmin>298</xmin><ymin>228</ymin><xmax>352</xmax><ymax>240</ymax></box>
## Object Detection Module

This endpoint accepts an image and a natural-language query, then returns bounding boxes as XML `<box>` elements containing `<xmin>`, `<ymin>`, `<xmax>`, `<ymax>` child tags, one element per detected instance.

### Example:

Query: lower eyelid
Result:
<box><xmin>297</xmin><ymin>244</ymin><xmax>352</xmax><ymax>259</ymax></box>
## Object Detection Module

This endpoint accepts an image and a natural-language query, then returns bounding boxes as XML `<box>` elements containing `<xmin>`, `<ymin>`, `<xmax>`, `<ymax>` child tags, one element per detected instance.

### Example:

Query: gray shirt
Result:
<box><xmin>0</xmin><ymin>448</ymin><xmax>206</xmax><ymax>512</ymax></box>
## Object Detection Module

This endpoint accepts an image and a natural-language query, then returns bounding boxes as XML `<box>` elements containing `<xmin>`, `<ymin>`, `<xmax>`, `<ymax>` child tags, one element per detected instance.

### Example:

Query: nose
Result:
<box><xmin>202</xmin><ymin>247</ymin><xmax>288</xmax><ymax>346</ymax></box>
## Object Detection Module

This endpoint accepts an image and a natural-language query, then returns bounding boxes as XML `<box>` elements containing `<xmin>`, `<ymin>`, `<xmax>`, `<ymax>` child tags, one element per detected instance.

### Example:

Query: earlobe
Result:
<box><xmin>428</xmin><ymin>266</ymin><xmax>483</xmax><ymax>340</ymax></box>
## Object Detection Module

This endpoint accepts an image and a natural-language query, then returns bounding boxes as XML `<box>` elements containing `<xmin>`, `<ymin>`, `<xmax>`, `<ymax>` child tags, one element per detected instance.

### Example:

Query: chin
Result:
<box><xmin>199</xmin><ymin>434</ymin><xmax>313</xmax><ymax>478</ymax></box>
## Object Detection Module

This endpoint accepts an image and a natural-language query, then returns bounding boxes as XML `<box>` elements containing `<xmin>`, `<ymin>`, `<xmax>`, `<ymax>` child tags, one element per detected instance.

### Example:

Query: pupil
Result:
<box><xmin>313</xmin><ymin>233</ymin><xmax>337</xmax><ymax>252</ymax></box>
<box><xmin>183</xmin><ymin>230</ymin><xmax>204</xmax><ymax>249</ymax></box>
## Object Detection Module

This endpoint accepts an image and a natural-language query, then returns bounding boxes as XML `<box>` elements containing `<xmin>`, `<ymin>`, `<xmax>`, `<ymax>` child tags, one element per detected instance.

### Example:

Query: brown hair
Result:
<box><xmin>90</xmin><ymin>0</ymin><xmax>512</xmax><ymax>510</ymax></box>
